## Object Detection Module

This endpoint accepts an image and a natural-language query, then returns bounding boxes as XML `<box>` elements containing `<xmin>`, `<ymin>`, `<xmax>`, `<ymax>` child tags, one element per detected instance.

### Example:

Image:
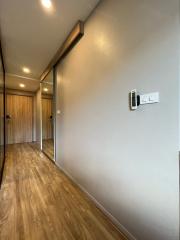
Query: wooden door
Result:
<box><xmin>0</xmin><ymin>93</ymin><xmax>4</xmax><ymax>170</ymax></box>
<box><xmin>6</xmin><ymin>94</ymin><xmax>33</xmax><ymax>144</ymax></box>
<box><xmin>42</xmin><ymin>98</ymin><xmax>53</xmax><ymax>140</ymax></box>
<box><xmin>0</xmin><ymin>93</ymin><xmax>4</xmax><ymax>147</ymax></box>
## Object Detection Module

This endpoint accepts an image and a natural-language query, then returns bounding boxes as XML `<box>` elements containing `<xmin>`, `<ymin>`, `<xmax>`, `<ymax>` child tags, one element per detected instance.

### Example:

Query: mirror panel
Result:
<box><xmin>0</xmin><ymin>47</ymin><xmax>5</xmax><ymax>183</ymax></box>
<box><xmin>41</xmin><ymin>70</ymin><xmax>55</xmax><ymax>161</ymax></box>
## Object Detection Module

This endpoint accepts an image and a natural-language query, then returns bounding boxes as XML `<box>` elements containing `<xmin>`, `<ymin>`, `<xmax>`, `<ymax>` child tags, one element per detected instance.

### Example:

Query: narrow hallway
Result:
<box><xmin>0</xmin><ymin>1</ymin><xmax>179</xmax><ymax>239</ymax></box>
<box><xmin>0</xmin><ymin>144</ymin><xmax>126</xmax><ymax>240</ymax></box>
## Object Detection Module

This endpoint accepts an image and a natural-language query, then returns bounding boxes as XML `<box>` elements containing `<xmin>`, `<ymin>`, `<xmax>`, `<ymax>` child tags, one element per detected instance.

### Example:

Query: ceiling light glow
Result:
<box><xmin>43</xmin><ymin>88</ymin><xmax>48</xmax><ymax>92</ymax></box>
<box><xmin>23</xmin><ymin>67</ymin><xmax>30</xmax><ymax>74</ymax></box>
<box><xmin>19</xmin><ymin>83</ymin><xmax>25</xmax><ymax>88</ymax></box>
<box><xmin>41</xmin><ymin>0</ymin><xmax>52</xmax><ymax>9</ymax></box>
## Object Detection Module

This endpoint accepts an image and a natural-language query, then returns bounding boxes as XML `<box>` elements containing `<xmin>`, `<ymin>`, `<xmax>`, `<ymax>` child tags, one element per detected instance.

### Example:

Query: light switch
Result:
<box><xmin>140</xmin><ymin>92</ymin><xmax>159</xmax><ymax>105</ymax></box>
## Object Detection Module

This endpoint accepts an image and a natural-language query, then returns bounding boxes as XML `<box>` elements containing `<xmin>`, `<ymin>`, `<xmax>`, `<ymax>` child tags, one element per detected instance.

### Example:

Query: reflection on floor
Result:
<box><xmin>0</xmin><ymin>143</ymin><xmax>127</xmax><ymax>240</ymax></box>
<box><xmin>42</xmin><ymin>139</ymin><xmax>54</xmax><ymax>160</ymax></box>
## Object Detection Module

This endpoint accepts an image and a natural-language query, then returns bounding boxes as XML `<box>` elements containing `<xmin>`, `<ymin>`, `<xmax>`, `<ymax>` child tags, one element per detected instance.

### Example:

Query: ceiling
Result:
<box><xmin>5</xmin><ymin>74</ymin><xmax>40</xmax><ymax>92</ymax></box>
<box><xmin>42</xmin><ymin>68</ymin><xmax>53</xmax><ymax>95</ymax></box>
<box><xmin>0</xmin><ymin>0</ymin><xmax>99</xmax><ymax>91</ymax></box>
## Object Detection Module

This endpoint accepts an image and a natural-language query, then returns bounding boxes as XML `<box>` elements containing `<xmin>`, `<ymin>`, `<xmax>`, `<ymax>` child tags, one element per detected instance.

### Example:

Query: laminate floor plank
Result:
<box><xmin>0</xmin><ymin>143</ymin><xmax>127</xmax><ymax>240</ymax></box>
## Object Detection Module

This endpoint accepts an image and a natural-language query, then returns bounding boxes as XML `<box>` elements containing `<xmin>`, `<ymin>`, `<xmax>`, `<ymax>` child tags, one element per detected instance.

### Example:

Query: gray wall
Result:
<box><xmin>55</xmin><ymin>0</ymin><xmax>179</xmax><ymax>239</ymax></box>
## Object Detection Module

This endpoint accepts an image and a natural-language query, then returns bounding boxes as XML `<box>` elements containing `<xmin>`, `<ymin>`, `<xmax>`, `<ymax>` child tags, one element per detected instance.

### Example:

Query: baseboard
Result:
<box><xmin>56</xmin><ymin>162</ymin><xmax>137</xmax><ymax>240</ymax></box>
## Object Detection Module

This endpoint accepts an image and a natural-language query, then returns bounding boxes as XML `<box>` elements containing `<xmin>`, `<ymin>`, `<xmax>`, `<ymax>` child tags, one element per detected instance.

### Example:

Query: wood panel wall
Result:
<box><xmin>6</xmin><ymin>94</ymin><xmax>33</xmax><ymax>144</ymax></box>
<box><xmin>42</xmin><ymin>98</ymin><xmax>53</xmax><ymax>140</ymax></box>
<box><xmin>0</xmin><ymin>93</ymin><xmax>3</xmax><ymax>146</ymax></box>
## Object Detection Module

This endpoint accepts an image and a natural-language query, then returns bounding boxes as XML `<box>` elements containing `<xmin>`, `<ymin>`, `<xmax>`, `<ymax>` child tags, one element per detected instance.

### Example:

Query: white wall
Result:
<box><xmin>55</xmin><ymin>0</ymin><xmax>179</xmax><ymax>239</ymax></box>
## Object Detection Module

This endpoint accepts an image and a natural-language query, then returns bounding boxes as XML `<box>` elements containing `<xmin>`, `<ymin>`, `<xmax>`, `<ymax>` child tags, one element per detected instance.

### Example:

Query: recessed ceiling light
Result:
<box><xmin>41</xmin><ymin>0</ymin><xmax>52</xmax><ymax>9</ymax></box>
<box><xmin>43</xmin><ymin>88</ymin><xmax>48</xmax><ymax>92</ymax></box>
<box><xmin>23</xmin><ymin>67</ymin><xmax>30</xmax><ymax>74</ymax></box>
<box><xmin>19</xmin><ymin>83</ymin><xmax>25</xmax><ymax>88</ymax></box>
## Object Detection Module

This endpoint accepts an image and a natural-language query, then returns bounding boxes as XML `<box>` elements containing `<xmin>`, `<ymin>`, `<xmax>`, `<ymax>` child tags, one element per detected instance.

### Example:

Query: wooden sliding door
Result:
<box><xmin>6</xmin><ymin>94</ymin><xmax>33</xmax><ymax>144</ymax></box>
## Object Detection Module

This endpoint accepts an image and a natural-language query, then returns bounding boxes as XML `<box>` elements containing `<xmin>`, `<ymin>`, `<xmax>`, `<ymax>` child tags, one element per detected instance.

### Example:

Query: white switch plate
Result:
<box><xmin>140</xmin><ymin>92</ymin><xmax>159</xmax><ymax>105</ymax></box>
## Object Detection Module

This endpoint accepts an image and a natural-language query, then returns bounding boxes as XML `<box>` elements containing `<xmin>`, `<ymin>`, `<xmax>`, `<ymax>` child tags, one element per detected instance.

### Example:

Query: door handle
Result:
<box><xmin>6</xmin><ymin>114</ymin><xmax>11</xmax><ymax>120</ymax></box>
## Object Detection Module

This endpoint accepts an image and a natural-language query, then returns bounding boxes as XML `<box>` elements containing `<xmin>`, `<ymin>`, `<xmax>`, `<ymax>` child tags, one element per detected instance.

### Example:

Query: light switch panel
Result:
<box><xmin>140</xmin><ymin>92</ymin><xmax>159</xmax><ymax>105</ymax></box>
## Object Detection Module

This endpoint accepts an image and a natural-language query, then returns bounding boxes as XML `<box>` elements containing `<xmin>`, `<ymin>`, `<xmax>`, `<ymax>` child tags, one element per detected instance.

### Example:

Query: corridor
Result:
<box><xmin>0</xmin><ymin>144</ymin><xmax>126</xmax><ymax>240</ymax></box>
<box><xmin>0</xmin><ymin>0</ymin><xmax>179</xmax><ymax>239</ymax></box>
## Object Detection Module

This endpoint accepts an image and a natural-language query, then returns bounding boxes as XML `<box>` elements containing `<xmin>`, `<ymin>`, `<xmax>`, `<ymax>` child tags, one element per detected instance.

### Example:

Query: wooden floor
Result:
<box><xmin>0</xmin><ymin>143</ymin><xmax>127</xmax><ymax>240</ymax></box>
